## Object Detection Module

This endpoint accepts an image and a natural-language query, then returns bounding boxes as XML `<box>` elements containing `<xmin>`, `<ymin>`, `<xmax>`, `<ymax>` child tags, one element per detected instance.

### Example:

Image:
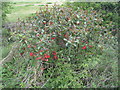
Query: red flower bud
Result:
<box><xmin>88</xmin><ymin>45</ymin><xmax>93</xmax><ymax>48</ymax></box>
<box><xmin>81</xmin><ymin>41</ymin><xmax>84</xmax><ymax>43</ymax></box>
<box><xmin>36</xmin><ymin>57</ymin><xmax>42</xmax><ymax>60</ymax></box>
<box><xmin>52</xmin><ymin>51</ymin><xmax>57</xmax><ymax>55</ymax></box>
<box><xmin>82</xmin><ymin>46</ymin><xmax>87</xmax><ymax>49</ymax></box>
<box><xmin>39</xmin><ymin>50</ymin><xmax>44</xmax><ymax>52</ymax></box>
<box><xmin>86</xmin><ymin>41</ymin><xmax>88</xmax><ymax>44</ymax></box>
<box><xmin>30</xmin><ymin>52</ymin><xmax>34</xmax><ymax>56</ymax></box>
<box><xmin>28</xmin><ymin>45</ymin><xmax>31</xmax><ymax>48</ymax></box>
<box><xmin>33</xmin><ymin>45</ymin><xmax>36</xmax><ymax>48</ymax></box>
<box><xmin>43</xmin><ymin>21</ymin><xmax>47</xmax><ymax>24</ymax></box>
<box><xmin>53</xmin><ymin>56</ymin><xmax>58</xmax><ymax>60</ymax></box>
<box><xmin>36</xmin><ymin>34</ymin><xmax>40</xmax><ymax>37</ymax></box>
<box><xmin>20</xmin><ymin>53</ymin><xmax>24</xmax><ymax>56</ymax></box>
<box><xmin>49</xmin><ymin>21</ymin><xmax>54</xmax><ymax>25</ymax></box>
<box><xmin>44</xmin><ymin>54</ymin><xmax>50</xmax><ymax>58</ymax></box>
<box><xmin>44</xmin><ymin>59</ymin><xmax>48</xmax><ymax>61</ymax></box>
<box><xmin>22</xmin><ymin>47</ymin><xmax>25</xmax><ymax>50</ymax></box>
<box><xmin>51</xmin><ymin>37</ymin><xmax>56</xmax><ymax>40</ymax></box>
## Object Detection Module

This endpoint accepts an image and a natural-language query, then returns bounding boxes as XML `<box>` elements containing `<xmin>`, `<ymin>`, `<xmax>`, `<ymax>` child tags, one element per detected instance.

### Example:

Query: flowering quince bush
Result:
<box><xmin>3</xmin><ymin>5</ymin><xmax>118</xmax><ymax>88</ymax></box>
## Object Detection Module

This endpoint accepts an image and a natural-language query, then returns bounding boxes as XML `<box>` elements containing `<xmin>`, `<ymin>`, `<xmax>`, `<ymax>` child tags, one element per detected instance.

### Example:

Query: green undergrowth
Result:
<box><xmin>2</xmin><ymin>51</ymin><xmax>118</xmax><ymax>88</ymax></box>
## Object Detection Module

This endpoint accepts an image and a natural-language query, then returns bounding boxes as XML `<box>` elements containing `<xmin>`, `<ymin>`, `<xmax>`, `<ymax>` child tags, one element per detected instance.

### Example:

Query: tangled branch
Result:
<box><xmin>0</xmin><ymin>42</ymin><xmax>20</xmax><ymax>65</ymax></box>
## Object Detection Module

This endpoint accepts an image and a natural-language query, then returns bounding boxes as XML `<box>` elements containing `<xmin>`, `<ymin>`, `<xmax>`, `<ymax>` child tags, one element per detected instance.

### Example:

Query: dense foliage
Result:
<box><xmin>2</xmin><ymin>3</ymin><xmax>118</xmax><ymax>88</ymax></box>
<box><xmin>65</xmin><ymin>2</ymin><xmax>119</xmax><ymax>35</ymax></box>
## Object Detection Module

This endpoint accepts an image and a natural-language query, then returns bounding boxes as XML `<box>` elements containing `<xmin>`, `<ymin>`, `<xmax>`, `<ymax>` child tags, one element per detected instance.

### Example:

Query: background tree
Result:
<box><xmin>2</xmin><ymin>2</ymin><xmax>12</xmax><ymax>24</ymax></box>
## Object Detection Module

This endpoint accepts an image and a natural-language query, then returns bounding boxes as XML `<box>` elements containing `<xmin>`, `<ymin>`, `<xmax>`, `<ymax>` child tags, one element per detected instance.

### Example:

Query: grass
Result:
<box><xmin>6</xmin><ymin>3</ymin><xmax>41</xmax><ymax>22</ymax></box>
<box><xmin>12</xmin><ymin>2</ymin><xmax>42</xmax><ymax>5</ymax></box>
<box><xmin>2</xmin><ymin>45</ymin><xmax>12</xmax><ymax>59</ymax></box>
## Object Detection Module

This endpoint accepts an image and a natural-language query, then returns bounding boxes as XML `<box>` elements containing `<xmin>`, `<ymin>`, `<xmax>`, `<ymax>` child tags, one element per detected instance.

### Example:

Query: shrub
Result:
<box><xmin>65</xmin><ymin>2</ymin><xmax>119</xmax><ymax>29</ymax></box>
<box><xmin>2</xmin><ymin>5</ymin><xmax>118</xmax><ymax>88</ymax></box>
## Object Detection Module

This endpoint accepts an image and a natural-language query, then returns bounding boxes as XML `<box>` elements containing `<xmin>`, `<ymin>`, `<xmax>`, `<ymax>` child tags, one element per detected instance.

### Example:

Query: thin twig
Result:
<box><xmin>0</xmin><ymin>41</ymin><xmax>20</xmax><ymax>65</ymax></box>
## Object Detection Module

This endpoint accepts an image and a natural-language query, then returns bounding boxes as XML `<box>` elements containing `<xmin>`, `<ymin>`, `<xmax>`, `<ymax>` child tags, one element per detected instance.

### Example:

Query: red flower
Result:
<box><xmin>36</xmin><ymin>57</ymin><xmax>42</xmax><ymax>60</ymax></box>
<box><xmin>88</xmin><ymin>45</ymin><xmax>93</xmax><ymax>48</ymax></box>
<box><xmin>22</xmin><ymin>47</ymin><xmax>25</xmax><ymax>50</ymax></box>
<box><xmin>53</xmin><ymin>56</ymin><xmax>58</xmax><ymax>60</ymax></box>
<box><xmin>20</xmin><ymin>53</ymin><xmax>24</xmax><ymax>56</ymax></box>
<box><xmin>51</xmin><ymin>37</ymin><xmax>56</xmax><ymax>40</ymax></box>
<box><xmin>36</xmin><ymin>34</ymin><xmax>40</xmax><ymax>37</ymax></box>
<box><xmin>81</xmin><ymin>41</ymin><xmax>84</xmax><ymax>43</ymax></box>
<box><xmin>64</xmin><ymin>32</ymin><xmax>69</xmax><ymax>38</ymax></box>
<box><xmin>44</xmin><ymin>59</ymin><xmax>48</xmax><ymax>61</ymax></box>
<box><xmin>50</xmin><ymin>21</ymin><xmax>54</xmax><ymax>25</ymax></box>
<box><xmin>33</xmin><ymin>45</ymin><xmax>36</xmax><ymax>48</ymax></box>
<box><xmin>64</xmin><ymin>34</ymin><xmax>67</xmax><ymax>38</ymax></box>
<box><xmin>52</xmin><ymin>51</ymin><xmax>57</xmax><ymax>55</ymax></box>
<box><xmin>44</xmin><ymin>54</ymin><xmax>50</xmax><ymax>58</ymax></box>
<box><xmin>30</xmin><ymin>52</ymin><xmax>34</xmax><ymax>56</ymax></box>
<box><xmin>41</xmin><ymin>57</ymin><xmax>49</xmax><ymax>61</ymax></box>
<box><xmin>66</xmin><ymin>17</ymin><xmax>70</xmax><ymax>21</ymax></box>
<box><xmin>28</xmin><ymin>45</ymin><xmax>31</xmax><ymax>48</ymax></box>
<box><xmin>85</xmin><ymin>41</ymin><xmax>88</xmax><ymax>44</ymax></box>
<box><xmin>41</xmin><ymin>57</ymin><xmax>45</xmax><ymax>61</ymax></box>
<box><xmin>40</xmin><ymin>39</ymin><xmax>42</xmax><ymax>42</ymax></box>
<box><xmin>45</xmin><ymin>49</ymin><xmax>49</xmax><ymax>51</ymax></box>
<box><xmin>43</xmin><ymin>21</ymin><xmax>47</xmax><ymax>24</ymax></box>
<box><xmin>39</xmin><ymin>50</ymin><xmax>44</xmax><ymax>52</ymax></box>
<box><xmin>48</xmin><ymin>41</ymin><xmax>52</xmax><ymax>43</ymax></box>
<box><xmin>82</xmin><ymin>46</ymin><xmax>87</xmax><ymax>49</ymax></box>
